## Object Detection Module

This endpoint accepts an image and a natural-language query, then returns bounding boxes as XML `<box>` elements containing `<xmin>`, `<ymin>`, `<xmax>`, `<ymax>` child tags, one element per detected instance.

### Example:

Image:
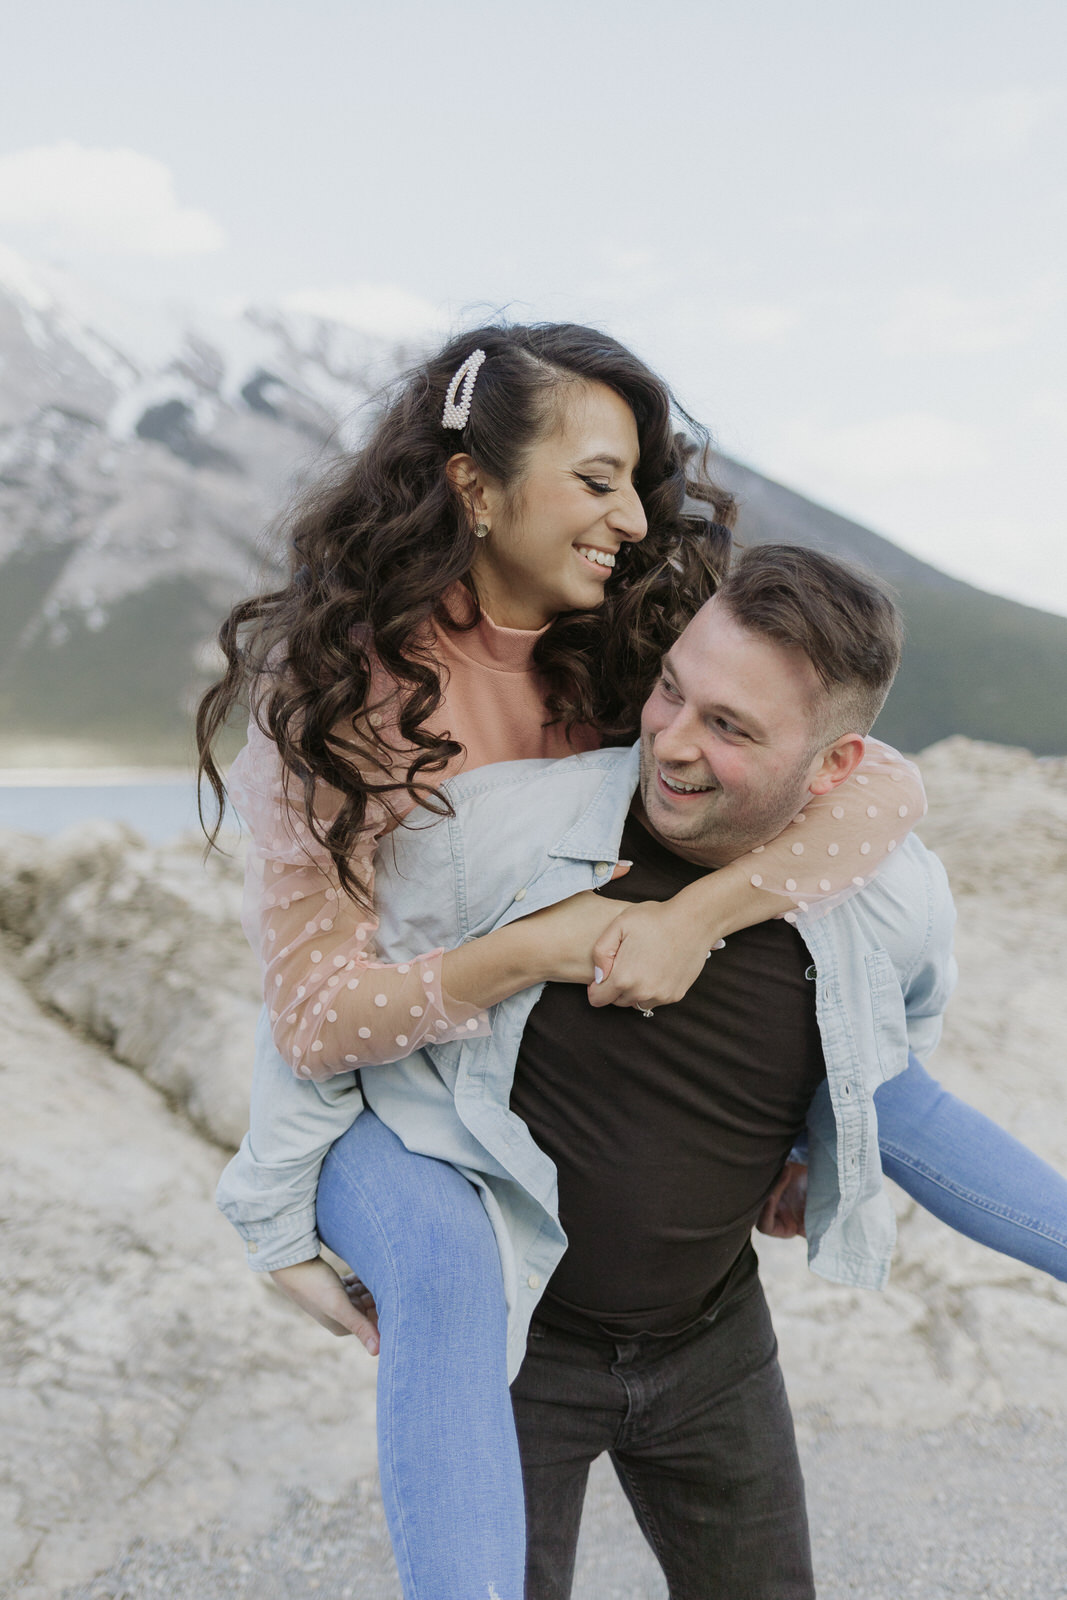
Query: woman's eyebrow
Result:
<box><xmin>575</xmin><ymin>453</ymin><xmax>627</xmax><ymax>470</ymax></box>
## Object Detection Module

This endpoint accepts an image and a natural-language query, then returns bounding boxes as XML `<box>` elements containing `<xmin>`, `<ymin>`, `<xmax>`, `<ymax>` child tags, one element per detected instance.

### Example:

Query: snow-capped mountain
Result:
<box><xmin>2</xmin><ymin>245</ymin><xmax>1066</xmax><ymax>763</ymax></box>
<box><xmin>0</xmin><ymin>247</ymin><xmax>418</xmax><ymax>758</ymax></box>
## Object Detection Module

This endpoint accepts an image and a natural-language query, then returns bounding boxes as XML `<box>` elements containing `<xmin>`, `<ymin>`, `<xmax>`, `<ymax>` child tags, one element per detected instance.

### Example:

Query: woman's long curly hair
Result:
<box><xmin>196</xmin><ymin>322</ymin><xmax>734</xmax><ymax>907</ymax></box>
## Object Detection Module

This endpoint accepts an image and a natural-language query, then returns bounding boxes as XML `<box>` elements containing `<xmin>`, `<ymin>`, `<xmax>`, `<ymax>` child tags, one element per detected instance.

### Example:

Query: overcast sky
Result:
<box><xmin>2</xmin><ymin>0</ymin><xmax>1065</xmax><ymax>614</ymax></box>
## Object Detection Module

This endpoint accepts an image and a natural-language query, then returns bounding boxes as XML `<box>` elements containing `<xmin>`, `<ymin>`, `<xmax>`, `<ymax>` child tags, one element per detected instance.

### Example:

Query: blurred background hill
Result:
<box><xmin>2</xmin><ymin>247</ymin><xmax>1065</xmax><ymax>766</ymax></box>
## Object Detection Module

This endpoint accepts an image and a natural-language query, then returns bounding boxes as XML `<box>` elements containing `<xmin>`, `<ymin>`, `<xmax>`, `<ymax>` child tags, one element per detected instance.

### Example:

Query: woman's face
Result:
<box><xmin>468</xmin><ymin>380</ymin><xmax>648</xmax><ymax>629</ymax></box>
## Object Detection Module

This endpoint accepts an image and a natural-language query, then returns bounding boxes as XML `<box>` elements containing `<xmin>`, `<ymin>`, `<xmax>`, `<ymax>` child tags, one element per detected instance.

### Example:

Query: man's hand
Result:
<box><xmin>270</xmin><ymin>1257</ymin><xmax>380</xmax><ymax>1354</ymax></box>
<box><xmin>756</xmin><ymin>1162</ymin><xmax>808</xmax><ymax>1239</ymax></box>
<box><xmin>588</xmin><ymin>899</ymin><xmax>724</xmax><ymax>1011</ymax></box>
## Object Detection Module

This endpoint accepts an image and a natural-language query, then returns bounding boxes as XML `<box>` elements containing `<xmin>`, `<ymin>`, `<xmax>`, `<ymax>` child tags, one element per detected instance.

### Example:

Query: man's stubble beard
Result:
<box><xmin>636</xmin><ymin>740</ymin><xmax>816</xmax><ymax>868</ymax></box>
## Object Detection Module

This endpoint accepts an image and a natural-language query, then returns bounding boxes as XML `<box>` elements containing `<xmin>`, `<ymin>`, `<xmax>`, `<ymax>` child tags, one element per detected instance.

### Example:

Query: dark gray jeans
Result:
<box><xmin>510</xmin><ymin>1261</ymin><xmax>814</xmax><ymax>1600</ymax></box>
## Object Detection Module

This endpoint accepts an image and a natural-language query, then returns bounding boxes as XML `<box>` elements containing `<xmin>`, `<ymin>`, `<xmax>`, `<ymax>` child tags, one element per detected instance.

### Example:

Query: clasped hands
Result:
<box><xmin>523</xmin><ymin>885</ymin><xmax>718</xmax><ymax>1015</ymax></box>
<box><xmin>589</xmin><ymin>896</ymin><xmax>718</xmax><ymax>1012</ymax></box>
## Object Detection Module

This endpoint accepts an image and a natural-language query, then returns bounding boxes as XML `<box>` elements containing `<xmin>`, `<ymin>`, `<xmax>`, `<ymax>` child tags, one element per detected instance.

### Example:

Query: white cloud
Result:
<box><xmin>715</xmin><ymin>302</ymin><xmax>799</xmax><ymax>346</ymax></box>
<box><xmin>282</xmin><ymin>282</ymin><xmax>445</xmax><ymax>340</ymax></box>
<box><xmin>0</xmin><ymin>141</ymin><xmax>224</xmax><ymax>256</ymax></box>
<box><xmin>602</xmin><ymin>247</ymin><xmax>660</xmax><ymax>278</ymax></box>
<box><xmin>583</xmin><ymin>247</ymin><xmax>672</xmax><ymax>308</ymax></box>
<box><xmin>937</xmin><ymin>87</ymin><xmax>1061</xmax><ymax>163</ymax></box>
<box><xmin>880</xmin><ymin>282</ymin><xmax>1060</xmax><ymax>356</ymax></box>
<box><xmin>778</xmin><ymin>411</ymin><xmax>986</xmax><ymax>492</ymax></box>
<box><xmin>1028</xmin><ymin>390</ymin><xmax>1067</xmax><ymax>439</ymax></box>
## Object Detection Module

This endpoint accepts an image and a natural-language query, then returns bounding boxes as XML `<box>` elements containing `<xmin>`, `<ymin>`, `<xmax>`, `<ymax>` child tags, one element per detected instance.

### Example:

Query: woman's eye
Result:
<box><xmin>576</xmin><ymin>474</ymin><xmax>613</xmax><ymax>494</ymax></box>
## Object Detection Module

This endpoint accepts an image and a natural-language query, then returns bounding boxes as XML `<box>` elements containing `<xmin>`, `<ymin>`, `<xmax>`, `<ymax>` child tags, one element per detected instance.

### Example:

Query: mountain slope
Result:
<box><xmin>0</xmin><ymin>247</ymin><xmax>415</xmax><ymax>762</ymax></box>
<box><xmin>716</xmin><ymin>458</ymin><xmax>1067</xmax><ymax>754</ymax></box>
<box><xmin>1</xmin><ymin>248</ymin><xmax>1064</xmax><ymax>762</ymax></box>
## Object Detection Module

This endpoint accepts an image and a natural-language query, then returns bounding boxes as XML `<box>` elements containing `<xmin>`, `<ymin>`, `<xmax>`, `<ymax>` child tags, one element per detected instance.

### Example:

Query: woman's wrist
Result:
<box><xmin>672</xmin><ymin>859</ymin><xmax>777</xmax><ymax>941</ymax></box>
<box><xmin>441</xmin><ymin>920</ymin><xmax>544</xmax><ymax>1010</ymax></box>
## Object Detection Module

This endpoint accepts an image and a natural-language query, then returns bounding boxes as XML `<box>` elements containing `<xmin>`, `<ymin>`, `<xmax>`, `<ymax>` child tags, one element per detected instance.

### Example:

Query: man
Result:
<box><xmin>219</xmin><ymin>544</ymin><xmax>956</xmax><ymax>1598</ymax></box>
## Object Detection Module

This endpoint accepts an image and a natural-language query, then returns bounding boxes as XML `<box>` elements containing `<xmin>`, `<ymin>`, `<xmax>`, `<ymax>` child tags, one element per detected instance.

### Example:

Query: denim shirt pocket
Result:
<box><xmin>865</xmin><ymin>948</ymin><xmax>909</xmax><ymax>1083</ymax></box>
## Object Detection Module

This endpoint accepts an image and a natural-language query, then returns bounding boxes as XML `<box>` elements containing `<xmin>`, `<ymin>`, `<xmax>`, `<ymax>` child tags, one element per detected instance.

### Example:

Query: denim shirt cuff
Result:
<box><xmin>230</xmin><ymin>1208</ymin><xmax>321</xmax><ymax>1273</ymax></box>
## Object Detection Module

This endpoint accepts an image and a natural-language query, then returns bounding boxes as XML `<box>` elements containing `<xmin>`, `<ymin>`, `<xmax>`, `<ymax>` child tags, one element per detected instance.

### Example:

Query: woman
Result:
<box><xmin>201</xmin><ymin>323</ymin><xmax>1067</xmax><ymax>1600</ymax></box>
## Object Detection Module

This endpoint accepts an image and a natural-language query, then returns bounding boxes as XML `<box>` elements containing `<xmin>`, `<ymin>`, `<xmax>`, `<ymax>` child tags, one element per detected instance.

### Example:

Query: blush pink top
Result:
<box><xmin>229</xmin><ymin>601</ymin><xmax>925</xmax><ymax>1081</ymax></box>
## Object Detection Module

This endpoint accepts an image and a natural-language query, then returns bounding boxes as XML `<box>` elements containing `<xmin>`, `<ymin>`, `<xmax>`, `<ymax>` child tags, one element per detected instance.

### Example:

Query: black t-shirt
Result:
<box><xmin>510</xmin><ymin>811</ymin><xmax>826</xmax><ymax>1335</ymax></box>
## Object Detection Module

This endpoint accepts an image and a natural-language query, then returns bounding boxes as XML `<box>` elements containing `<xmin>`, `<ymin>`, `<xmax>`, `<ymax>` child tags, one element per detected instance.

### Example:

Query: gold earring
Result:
<box><xmin>474</xmin><ymin>523</ymin><xmax>490</xmax><ymax>539</ymax></box>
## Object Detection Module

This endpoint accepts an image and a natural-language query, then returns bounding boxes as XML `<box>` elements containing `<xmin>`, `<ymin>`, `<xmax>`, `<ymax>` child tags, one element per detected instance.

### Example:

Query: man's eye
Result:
<box><xmin>660</xmin><ymin>676</ymin><xmax>680</xmax><ymax>698</ymax></box>
<box><xmin>576</xmin><ymin>474</ymin><xmax>613</xmax><ymax>494</ymax></box>
<box><xmin>715</xmin><ymin>718</ymin><xmax>744</xmax><ymax>737</ymax></box>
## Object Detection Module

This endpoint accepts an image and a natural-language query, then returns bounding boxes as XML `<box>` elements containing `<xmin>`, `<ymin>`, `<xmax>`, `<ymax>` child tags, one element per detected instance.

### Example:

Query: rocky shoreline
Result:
<box><xmin>2</xmin><ymin>736</ymin><xmax>1066</xmax><ymax>1598</ymax></box>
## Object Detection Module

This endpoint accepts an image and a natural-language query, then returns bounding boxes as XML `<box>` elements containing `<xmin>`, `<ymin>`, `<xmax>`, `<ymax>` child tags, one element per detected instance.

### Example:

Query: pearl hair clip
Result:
<box><xmin>441</xmin><ymin>349</ymin><xmax>486</xmax><ymax>429</ymax></box>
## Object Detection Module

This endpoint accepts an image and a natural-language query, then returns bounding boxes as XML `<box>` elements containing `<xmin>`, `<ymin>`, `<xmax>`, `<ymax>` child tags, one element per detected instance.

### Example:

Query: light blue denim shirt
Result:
<box><xmin>218</xmin><ymin>743</ymin><xmax>957</xmax><ymax>1381</ymax></box>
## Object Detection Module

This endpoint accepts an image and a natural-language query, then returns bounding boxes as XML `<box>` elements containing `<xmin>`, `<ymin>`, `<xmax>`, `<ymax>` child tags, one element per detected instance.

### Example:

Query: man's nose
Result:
<box><xmin>653</xmin><ymin>714</ymin><xmax>703</xmax><ymax>766</ymax></box>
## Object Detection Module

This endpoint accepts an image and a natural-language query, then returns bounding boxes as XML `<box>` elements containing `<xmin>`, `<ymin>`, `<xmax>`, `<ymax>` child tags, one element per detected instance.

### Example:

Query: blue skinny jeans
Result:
<box><xmin>875</xmin><ymin>1053</ymin><xmax>1067</xmax><ymax>1273</ymax></box>
<box><xmin>317</xmin><ymin>1109</ymin><xmax>526</xmax><ymax>1600</ymax></box>
<box><xmin>317</xmin><ymin>1060</ymin><xmax>1067</xmax><ymax>1597</ymax></box>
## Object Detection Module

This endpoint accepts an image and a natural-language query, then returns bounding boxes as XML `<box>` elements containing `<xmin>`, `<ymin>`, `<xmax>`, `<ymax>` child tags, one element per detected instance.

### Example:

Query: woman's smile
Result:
<box><xmin>574</xmin><ymin>543</ymin><xmax>618</xmax><ymax>572</ymax></box>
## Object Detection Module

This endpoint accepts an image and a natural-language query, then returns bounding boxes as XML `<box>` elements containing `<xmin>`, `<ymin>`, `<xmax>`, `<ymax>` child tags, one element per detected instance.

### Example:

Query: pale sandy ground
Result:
<box><xmin>1</xmin><ymin>737</ymin><xmax>1065</xmax><ymax>1599</ymax></box>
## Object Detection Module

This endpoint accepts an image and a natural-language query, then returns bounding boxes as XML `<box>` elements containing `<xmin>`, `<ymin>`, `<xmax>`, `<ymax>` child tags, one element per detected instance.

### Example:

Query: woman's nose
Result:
<box><xmin>610</xmin><ymin>483</ymin><xmax>648</xmax><ymax>543</ymax></box>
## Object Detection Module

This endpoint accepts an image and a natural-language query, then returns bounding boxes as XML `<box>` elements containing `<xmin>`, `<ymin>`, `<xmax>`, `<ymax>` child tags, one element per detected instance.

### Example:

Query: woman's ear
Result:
<box><xmin>445</xmin><ymin>452</ymin><xmax>477</xmax><ymax>494</ymax></box>
<box><xmin>446</xmin><ymin>453</ymin><xmax>491</xmax><ymax>529</ymax></box>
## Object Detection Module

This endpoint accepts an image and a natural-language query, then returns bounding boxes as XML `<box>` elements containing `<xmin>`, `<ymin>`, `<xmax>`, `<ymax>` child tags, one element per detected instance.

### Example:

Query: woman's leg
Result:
<box><xmin>317</xmin><ymin>1109</ymin><xmax>525</xmax><ymax>1600</ymax></box>
<box><xmin>875</xmin><ymin>1054</ymin><xmax>1067</xmax><ymax>1281</ymax></box>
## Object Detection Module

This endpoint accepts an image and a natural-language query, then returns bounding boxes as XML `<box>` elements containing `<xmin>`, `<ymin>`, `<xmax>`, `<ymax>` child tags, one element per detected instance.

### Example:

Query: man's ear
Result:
<box><xmin>446</xmin><ymin>453</ymin><xmax>492</xmax><ymax>529</ymax></box>
<box><xmin>807</xmin><ymin>733</ymin><xmax>865</xmax><ymax>796</ymax></box>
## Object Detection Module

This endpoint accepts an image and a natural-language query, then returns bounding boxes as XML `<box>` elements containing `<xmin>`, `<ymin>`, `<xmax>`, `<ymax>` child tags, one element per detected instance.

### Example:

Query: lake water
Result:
<box><xmin>0</xmin><ymin>774</ymin><xmax>238</xmax><ymax>843</ymax></box>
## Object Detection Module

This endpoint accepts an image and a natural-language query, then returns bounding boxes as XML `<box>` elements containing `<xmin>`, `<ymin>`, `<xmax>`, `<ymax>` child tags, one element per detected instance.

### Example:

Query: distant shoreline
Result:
<box><xmin>0</xmin><ymin>767</ymin><xmax>199</xmax><ymax>787</ymax></box>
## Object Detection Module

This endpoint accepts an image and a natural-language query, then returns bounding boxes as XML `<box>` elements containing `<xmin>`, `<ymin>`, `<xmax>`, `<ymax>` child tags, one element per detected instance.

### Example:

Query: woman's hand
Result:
<box><xmin>517</xmin><ymin>890</ymin><xmax>636</xmax><ymax>985</ymax></box>
<box><xmin>270</xmin><ymin>1257</ymin><xmax>380</xmax><ymax>1354</ymax></box>
<box><xmin>588</xmin><ymin>898</ymin><xmax>725</xmax><ymax>1011</ymax></box>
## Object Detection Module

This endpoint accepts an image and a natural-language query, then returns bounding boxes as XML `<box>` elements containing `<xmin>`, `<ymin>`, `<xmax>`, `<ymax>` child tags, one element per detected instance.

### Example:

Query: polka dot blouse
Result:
<box><xmin>228</xmin><ymin>605</ymin><xmax>926</xmax><ymax>1082</ymax></box>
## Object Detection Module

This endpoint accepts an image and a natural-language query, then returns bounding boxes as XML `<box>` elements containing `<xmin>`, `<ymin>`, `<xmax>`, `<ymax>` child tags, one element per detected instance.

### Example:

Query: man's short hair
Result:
<box><xmin>713</xmin><ymin>543</ymin><xmax>903</xmax><ymax>743</ymax></box>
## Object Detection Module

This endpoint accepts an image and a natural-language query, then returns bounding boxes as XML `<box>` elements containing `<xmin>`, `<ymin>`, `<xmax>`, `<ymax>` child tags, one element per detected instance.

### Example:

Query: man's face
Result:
<box><xmin>638</xmin><ymin>597</ymin><xmax>839</xmax><ymax>866</ymax></box>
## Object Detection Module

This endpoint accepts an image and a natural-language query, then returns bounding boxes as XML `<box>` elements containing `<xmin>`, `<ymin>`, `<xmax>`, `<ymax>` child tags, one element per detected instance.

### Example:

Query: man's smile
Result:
<box><xmin>657</xmin><ymin>767</ymin><xmax>717</xmax><ymax>797</ymax></box>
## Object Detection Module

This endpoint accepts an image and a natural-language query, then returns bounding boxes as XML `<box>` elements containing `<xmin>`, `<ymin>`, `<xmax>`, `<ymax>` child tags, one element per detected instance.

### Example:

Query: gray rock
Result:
<box><xmin>0</xmin><ymin>820</ymin><xmax>258</xmax><ymax>1147</ymax></box>
<box><xmin>2</xmin><ymin>736</ymin><xmax>1066</xmax><ymax>1597</ymax></box>
<box><xmin>0</xmin><ymin>947</ymin><xmax>378</xmax><ymax>1600</ymax></box>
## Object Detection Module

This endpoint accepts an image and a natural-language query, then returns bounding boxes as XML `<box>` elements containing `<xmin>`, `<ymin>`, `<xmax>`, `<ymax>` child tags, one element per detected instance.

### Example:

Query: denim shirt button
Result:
<box><xmin>594</xmin><ymin>862</ymin><xmax>611</xmax><ymax>876</ymax></box>
<box><xmin>527</xmin><ymin>1273</ymin><xmax>541</xmax><ymax>1289</ymax></box>
<box><xmin>513</xmin><ymin>888</ymin><xmax>527</xmax><ymax>902</ymax></box>
<box><xmin>247</xmin><ymin>1242</ymin><xmax>259</xmax><ymax>1254</ymax></box>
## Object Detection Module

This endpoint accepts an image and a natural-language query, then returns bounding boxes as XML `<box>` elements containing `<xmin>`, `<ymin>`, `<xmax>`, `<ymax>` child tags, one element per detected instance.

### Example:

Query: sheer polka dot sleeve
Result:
<box><xmin>228</xmin><ymin>722</ymin><xmax>490</xmax><ymax>1081</ymax></box>
<box><xmin>718</xmin><ymin>738</ymin><xmax>926</xmax><ymax>919</ymax></box>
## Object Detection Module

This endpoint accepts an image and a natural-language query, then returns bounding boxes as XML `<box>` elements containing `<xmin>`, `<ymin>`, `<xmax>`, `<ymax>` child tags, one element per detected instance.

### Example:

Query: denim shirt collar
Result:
<box><xmin>545</xmin><ymin>743</ymin><xmax>639</xmax><ymax>863</ymax></box>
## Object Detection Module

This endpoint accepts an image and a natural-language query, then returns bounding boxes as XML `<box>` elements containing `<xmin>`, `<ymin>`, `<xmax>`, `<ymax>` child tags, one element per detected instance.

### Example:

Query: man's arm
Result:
<box><xmin>216</xmin><ymin>1011</ymin><xmax>384</xmax><ymax>1348</ymax></box>
<box><xmin>216</xmin><ymin>1008</ymin><xmax>364</xmax><ymax>1272</ymax></box>
<box><xmin>901</xmin><ymin>847</ymin><xmax>958</xmax><ymax>1051</ymax></box>
<box><xmin>759</xmin><ymin>845</ymin><xmax>957</xmax><ymax>1248</ymax></box>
